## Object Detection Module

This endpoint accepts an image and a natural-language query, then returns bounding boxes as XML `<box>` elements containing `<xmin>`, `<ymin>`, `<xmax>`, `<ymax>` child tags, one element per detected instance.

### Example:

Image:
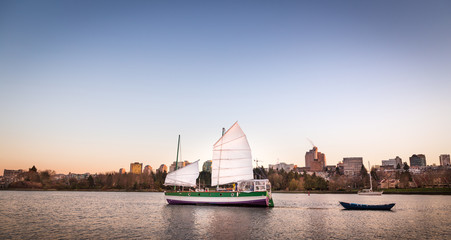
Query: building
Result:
<box><xmin>336</xmin><ymin>162</ymin><xmax>344</xmax><ymax>174</ymax></box>
<box><xmin>3</xmin><ymin>169</ymin><xmax>25</xmax><ymax>184</ymax></box>
<box><xmin>143</xmin><ymin>165</ymin><xmax>153</xmax><ymax>174</ymax></box>
<box><xmin>439</xmin><ymin>154</ymin><xmax>450</xmax><ymax>167</ymax></box>
<box><xmin>382</xmin><ymin>156</ymin><xmax>402</xmax><ymax>169</ymax></box>
<box><xmin>68</xmin><ymin>172</ymin><xmax>90</xmax><ymax>180</ymax></box>
<box><xmin>3</xmin><ymin>169</ymin><xmax>24</xmax><ymax>178</ymax></box>
<box><xmin>157</xmin><ymin>164</ymin><xmax>168</xmax><ymax>173</ymax></box>
<box><xmin>325</xmin><ymin>165</ymin><xmax>336</xmax><ymax>173</ymax></box>
<box><xmin>130</xmin><ymin>162</ymin><xmax>143</xmax><ymax>174</ymax></box>
<box><xmin>202</xmin><ymin>160</ymin><xmax>212</xmax><ymax>172</ymax></box>
<box><xmin>269</xmin><ymin>162</ymin><xmax>295</xmax><ymax>172</ymax></box>
<box><xmin>410</xmin><ymin>154</ymin><xmax>426</xmax><ymax>167</ymax></box>
<box><xmin>169</xmin><ymin>160</ymin><xmax>190</xmax><ymax>172</ymax></box>
<box><xmin>118</xmin><ymin>168</ymin><xmax>126</xmax><ymax>174</ymax></box>
<box><xmin>305</xmin><ymin>147</ymin><xmax>326</xmax><ymax>172</ymax></box>
<box><xmin>342</xmin><ymin>157</ymin><xmax>363</xmax><ymax>175</ymax></box>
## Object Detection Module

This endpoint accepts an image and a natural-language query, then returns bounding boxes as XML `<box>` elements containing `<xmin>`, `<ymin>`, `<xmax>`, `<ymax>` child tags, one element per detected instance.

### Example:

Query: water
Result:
<box><xmin>0</xmin><ymin>191</ymin><xmax>450</xmax><ymax>239</ymax></box>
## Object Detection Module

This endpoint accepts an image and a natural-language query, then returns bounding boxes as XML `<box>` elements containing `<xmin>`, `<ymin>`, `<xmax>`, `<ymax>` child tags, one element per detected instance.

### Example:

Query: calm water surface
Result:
<box><xmin>0</xmin><ymin>191</ymin><xmax>450</xmax><ymax>239</ymax></box>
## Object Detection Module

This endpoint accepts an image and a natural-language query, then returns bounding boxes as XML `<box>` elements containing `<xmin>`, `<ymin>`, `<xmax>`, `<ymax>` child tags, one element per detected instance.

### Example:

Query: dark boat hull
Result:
<box><xmin>339</xmin><ymin>201</ymin><xmax>395</xmax><ymax>210</ymax></box>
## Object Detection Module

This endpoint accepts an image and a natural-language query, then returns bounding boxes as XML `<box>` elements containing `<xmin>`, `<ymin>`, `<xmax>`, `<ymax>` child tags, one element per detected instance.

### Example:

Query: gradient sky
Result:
<box><xmin>1</xmin><ymin>0</ymin><xmax>451</xmax><ymax>174</ymax></box>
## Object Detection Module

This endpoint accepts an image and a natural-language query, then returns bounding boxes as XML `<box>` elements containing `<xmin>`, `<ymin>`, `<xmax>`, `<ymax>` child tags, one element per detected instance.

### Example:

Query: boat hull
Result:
<box><xmin>165</xmin><ymin>191</ymin><xmax>273</xmax><ymax>207</ymax></box>
<box><xmin>339</xmin><ymin>201</ymin><xmax>395</xmax><ymax>210</ymax></box>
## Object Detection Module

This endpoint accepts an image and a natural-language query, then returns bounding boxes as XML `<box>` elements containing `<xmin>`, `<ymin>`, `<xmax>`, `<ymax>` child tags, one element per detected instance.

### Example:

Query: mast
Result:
<box><xmin>368</xmin><ymin>161</ymin><xmax>373</xmax><ymax>191</ymax></box>
<box><xmin>216</xmin><ymin>128</ymin><xmax>225</xmax><ymax>190</ymax></box>
<box><xmin>174</xmin><ymin>135</ymin><xmax>180</xmax><ymax>190</ymax></box>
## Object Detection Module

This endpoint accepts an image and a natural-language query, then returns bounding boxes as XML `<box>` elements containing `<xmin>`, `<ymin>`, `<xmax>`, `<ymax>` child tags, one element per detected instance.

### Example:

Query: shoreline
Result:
<box><xmin>273</xmin><ymin>189</ymin><xmax>451</xmax><ymax>195</ymax></box>
<box><xmin>2</xmin><ymin>188</ymin><xmax>450</xmax><ymax>195</ymax></box>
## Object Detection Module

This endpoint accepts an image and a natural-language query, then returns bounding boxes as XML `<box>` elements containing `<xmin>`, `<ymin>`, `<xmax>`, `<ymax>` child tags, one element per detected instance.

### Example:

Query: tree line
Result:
<box><xmin>6</xmin><ymin>165</ymin><xmax>451</xmax><ymax>191</ymax></box>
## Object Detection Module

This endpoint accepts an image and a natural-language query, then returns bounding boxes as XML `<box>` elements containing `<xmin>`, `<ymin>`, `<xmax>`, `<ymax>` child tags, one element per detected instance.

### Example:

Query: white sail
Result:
<box><xmin>211</xmin><ymin>122</ymin><xmax>254</xmax><ymax>186</ymax></box>
<box><xmin>164</xmin><ymin>160</ymin><xmax>199</xmax><ymax>187</ymax></box>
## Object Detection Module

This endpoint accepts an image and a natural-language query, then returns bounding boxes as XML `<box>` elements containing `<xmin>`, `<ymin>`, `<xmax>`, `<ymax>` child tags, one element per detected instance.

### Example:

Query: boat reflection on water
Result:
<box><xmin>162</xmin><ymin>204</ymin><xmax>271</xmax><ymax>239</ymax></box>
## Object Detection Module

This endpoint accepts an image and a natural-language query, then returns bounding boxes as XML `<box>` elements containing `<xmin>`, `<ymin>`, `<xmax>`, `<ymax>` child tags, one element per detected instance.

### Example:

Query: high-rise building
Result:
<box><xmin>157</xmin><ymin>164</ymin><xmax>168</xmax><ymax>173</ymax></box>
<box><xmin>130</xmin><ymin>162</ymin><xmax>143</xmax><ymax>174</ymax></box>
<box><xmin>269</xmin><ymin>162</ymin><xmax>295</xmax><ymax>172</ymax></box>
<box><xmin>305</xmin><ymin>147</ymin><xmax>326</xmax><ymax>172</ymax></box>
<box><xmin>143</xmin><ymin>165</ymin><xmax>153</xmax><ymax>174</ymax></box>
<box><xmin>382</xmin><ymin>156</ymin><xmax>402</xmax><ymax>168</ymax></box>
<box><xmin>169</xmin><ymin>160</ymin><xmax>190</xmax><ymax>172</ymax></box>
<box><xmin>118</xmin><ymin>168</ymin><xmax>126</xmax><ymax>174</ymax></box>
<box><xmin>202</xmin><ymin>160</ymin><xmax>212</xmax><ymax>172</ymax></box>
<box><xmin>439</xmin><ymin>154</ymin><xmax>450</xmax><ymax>166</ymax></box>
<box><xmin>410</xmin><ymin>154</ymin><xmax>426</xmax><ymax>167</ymax></box>
<box><xmin>343</xmin><ymin>157</ymin><xmax>363</xmax><ymax>175</ymax></box>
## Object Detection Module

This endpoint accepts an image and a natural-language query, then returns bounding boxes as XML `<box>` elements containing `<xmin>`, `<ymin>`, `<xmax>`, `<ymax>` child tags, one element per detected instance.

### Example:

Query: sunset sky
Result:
<box><xmin>1</xmin><ymin>0</ymin><xmax>450</xmax><ymax>174</ymax></box>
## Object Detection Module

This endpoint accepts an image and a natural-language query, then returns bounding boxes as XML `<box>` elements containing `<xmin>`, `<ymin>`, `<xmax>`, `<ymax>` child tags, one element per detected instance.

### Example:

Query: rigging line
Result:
<box><xmin>212</xmin><ymin>121</ymin><xmax>239</xmax><ymax>146</ymax></box>
<box><xmin>213</xmin><ymin>149</ymin><xmax>251</xmax><ymax>152</ymax></box>
<box><xmin>214</xmin><ymin>135</ymin><xmax>247</xmax><ymax>147</ymax></box>
<box><xmin>212</xmin><ymin>157</ymin><xmax>252</xmax><ymax>161</ymax></box>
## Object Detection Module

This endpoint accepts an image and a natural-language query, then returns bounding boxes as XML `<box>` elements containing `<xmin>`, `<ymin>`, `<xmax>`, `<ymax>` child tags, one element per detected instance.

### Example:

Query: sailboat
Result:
<box><xmin>358</xmin><ymin>161</ymin><xmax>383</xmax><ymax>195</ymax></box>
<box><xmin>164</xmin><ymin>122</ymin><xmax>274</xmax><ymax>207</ymax></box>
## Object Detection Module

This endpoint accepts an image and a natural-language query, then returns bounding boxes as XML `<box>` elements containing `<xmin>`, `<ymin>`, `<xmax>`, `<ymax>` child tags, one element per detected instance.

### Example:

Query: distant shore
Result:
<box><xmin>274</xmin><ymin>188</ymin><xmax>451</xmax><ymax>195</ymax></box>
<box><xmin>2</xmin><ymin>188</ymin><xmax>451</xmax><ymax>195</ymax></box>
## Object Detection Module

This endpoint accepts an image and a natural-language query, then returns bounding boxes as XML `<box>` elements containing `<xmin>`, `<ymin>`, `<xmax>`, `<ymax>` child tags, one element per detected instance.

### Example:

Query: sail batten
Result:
<box><xmin>164</xmin><ymin>160</ymin><xmax>199</xmax><ymax>187</ymax></box>
<box><xmin>211</xmin><ymin>122</ymin><xmax>254</xmax><ymax>186</ymax></box>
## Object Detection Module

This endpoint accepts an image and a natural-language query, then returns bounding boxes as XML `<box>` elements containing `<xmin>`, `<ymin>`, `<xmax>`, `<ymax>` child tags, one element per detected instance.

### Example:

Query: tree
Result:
<box><xmin>29</xmin><ymin>165</ymin><xmax>37</xmax><ymax>172</ymax></box>
<box><xmin>360</xmin><ymin>165</ymin><xmax>368</xmax><ymax>177</ymax></box>
<box><xmin>88</xmin><ymin>175</ymin><xmax>95</xmax><ymax>188</ymax></box>
<box><xmin>403</xmin><ymin>162</ymin><xmax>410</xmax><ymax>172</ymax></box>
<box><xmin>198</xmin><ymin>170</ymin><xmax>211</xmax><ymax>188</ymax></box>
<box><xmin>303</xmin><ymin>174</ymin><xmax>314</xmax><ymax>190</ymax></box>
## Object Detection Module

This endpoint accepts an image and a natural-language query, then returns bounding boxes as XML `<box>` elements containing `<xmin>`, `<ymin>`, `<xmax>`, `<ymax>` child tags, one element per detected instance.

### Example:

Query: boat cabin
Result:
<box><xmin>237</xmin><ymin>179</ymin><xmax>271</xmax><ymax>192</ymax></box>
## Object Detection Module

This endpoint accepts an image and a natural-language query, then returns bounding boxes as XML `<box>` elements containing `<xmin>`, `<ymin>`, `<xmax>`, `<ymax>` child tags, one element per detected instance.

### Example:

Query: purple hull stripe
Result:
<box><xmin>167</xmin><ymin>198</ymin><xmax>268</xmax><ymax>206</ymax></box>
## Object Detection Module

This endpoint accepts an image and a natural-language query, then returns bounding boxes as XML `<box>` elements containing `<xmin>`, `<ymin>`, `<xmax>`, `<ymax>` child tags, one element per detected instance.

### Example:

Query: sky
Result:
<box><xmin>1</xmin><ymin>0</ymin><xmax>451</xmax><ymax>174</ymax></box>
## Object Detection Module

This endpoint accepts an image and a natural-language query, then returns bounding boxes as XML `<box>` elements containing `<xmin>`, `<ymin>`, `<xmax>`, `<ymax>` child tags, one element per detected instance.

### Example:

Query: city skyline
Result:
<box><xmin>1</xmin><ymin>1</ymin><xmax>451</xmax><ymax>174</ymax></box>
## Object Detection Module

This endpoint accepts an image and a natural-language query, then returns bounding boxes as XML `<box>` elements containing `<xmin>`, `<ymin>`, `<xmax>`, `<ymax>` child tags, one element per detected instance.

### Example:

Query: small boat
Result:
<box><xmin>358</xmin><ymin>161</ymin><xmax>383</xmax><ymax>195</ymax></box>
<box><xmin>339</xmin><ymin>201</ymin><xmax>395</xmax><ymax>210</ymax></box>
<box><xmin>164</xmin><ymin>122</ymin><xmax>274</xmax><ymax>207</ymax></box>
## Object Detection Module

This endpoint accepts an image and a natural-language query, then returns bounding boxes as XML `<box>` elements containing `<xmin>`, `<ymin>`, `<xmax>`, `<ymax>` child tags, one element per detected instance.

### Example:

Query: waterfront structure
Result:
<box><xmin>410</xmin><ymin>154</ymin><xmax>426</xmax><ymax>167</ymax></box>
<box><xmin>439</xmin><ymin>154</ymin><xmax>450</xmax><ymax>167</ymax></box>
<box><xmin>382</xmin><ymin>156</ymin><xmax>402</xmax><ymax>169</ymax></box>
<box><xmin>343</xmin><ymin>157</ymin><xmax>363</xmax><ymax>175</ymax></box>
<box><xmin>130</xmin><ymin>162</ymin><xmax>143</xmax><ymax>174</ymax></box>
<box><xmin>157</xmin><ymin>164</ymin><xmax>168</xmax><ymax>173</ymax></box>
<box><xmin>202</xmin><ymin>160</ymin><xmax>212</xmax><ymax>172</ymax></box>
<box><xmin>118</xmin><ymin>168</ymin><xmax>126</xmax><ymax>174</ymax></box>
<box><xmin>143</xmin><ymin>165</ymin><xmax>153</xmax><ymax>174</ymax></box>
<box><xmin>305</xmin><ymin>147</ymin><xmax>326</xmax><ymax>172</ymax></box>
<box><xmin>169</xmin><ymin>160</ymin><xmax>190</xmax><ymax>172</ymax></box>
<box><xmin>269</xmin><ymin>162</ymin><xmax>295</xmax><ymax>172</ymax></box>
